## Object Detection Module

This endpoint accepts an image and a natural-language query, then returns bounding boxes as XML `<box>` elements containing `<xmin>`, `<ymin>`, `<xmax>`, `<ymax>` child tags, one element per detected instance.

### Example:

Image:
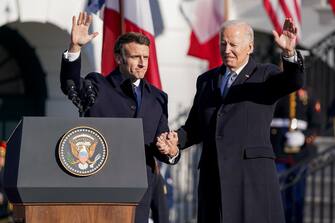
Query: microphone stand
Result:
<box><xmin>66</xmin><ymin>80</ymin><xmax>84</xmax><ymax>117</ymax></box>
<box><xmin>82</xmin><ymin>80</ymin><xmax>96</xmax><ymax>116</ymax></box>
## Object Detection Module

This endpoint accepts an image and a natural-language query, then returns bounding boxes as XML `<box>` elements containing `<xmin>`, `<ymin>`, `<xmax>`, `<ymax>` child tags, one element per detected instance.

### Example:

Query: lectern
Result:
<box><xmin>4</xmin><ymin>117</ymin><xmax>148</xmax><ymax>223</ymax></box>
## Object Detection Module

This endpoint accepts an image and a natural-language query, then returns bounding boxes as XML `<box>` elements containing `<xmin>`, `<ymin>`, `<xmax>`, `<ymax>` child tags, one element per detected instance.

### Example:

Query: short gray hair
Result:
<box><xmin>221</xmin><ymin>20</ymin><xmax>254</xmax><ymax>43</ymax></box>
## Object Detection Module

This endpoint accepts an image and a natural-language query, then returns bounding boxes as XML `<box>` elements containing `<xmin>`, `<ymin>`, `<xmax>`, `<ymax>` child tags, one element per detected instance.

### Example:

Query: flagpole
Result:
<box><xmin>224</xmin><ymin>0</ymin><xmax>230</xmax><ymax>21</ymax></box>
<box><xmin>119</xmin><ymin>0</ymin><xmax>125</xmax><ymax>34</ymax></box>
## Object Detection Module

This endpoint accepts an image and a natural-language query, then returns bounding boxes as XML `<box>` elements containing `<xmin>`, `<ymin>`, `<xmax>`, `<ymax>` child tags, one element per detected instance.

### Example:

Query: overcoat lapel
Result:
<box><xmin>107</xmin><ymin>69</ymin><xmax>140</xmax><ymax>117</ymax></box>
<box><xmin>137</xmin><ymin>80</ymin><xmax>153</xmax><ymax>118</ymax></box>
<box><xmin>231</xmin><ymin>58</ymin><xmax>257</xmax><ymax>87</ymax></box>
<box><xmin>211</xmin><ymin>66</ymin><xmax>225</xmax><ymax>102</ymax></box>
<box><xmin>107</xmin><ymin>68</ymin><xmax>134</xmax><ymax>99</ymax></box>
<box><xmin>108</xmin><ymin>71</ymin><xmax>155</xmax><ymax>118</ymax></box>
<box><xmin>220</xmin><ymin>58</ymin><xmax>257</xmax><ymax>113</ymax></box>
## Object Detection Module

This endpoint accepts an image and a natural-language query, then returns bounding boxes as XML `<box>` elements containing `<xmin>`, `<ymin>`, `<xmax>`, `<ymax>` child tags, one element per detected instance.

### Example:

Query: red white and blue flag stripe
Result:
<box><xmin>263</xmin><ymin>0</ymin><xmax>302</xmax><ymax>40</ymax></box>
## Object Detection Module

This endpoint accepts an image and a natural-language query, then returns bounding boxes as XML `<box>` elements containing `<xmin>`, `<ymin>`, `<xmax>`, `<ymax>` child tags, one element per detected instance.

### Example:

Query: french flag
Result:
<box><xmin>88</xmin><ymin>0</ymin><xmax>162</xmax><ymax>89</ymax></box>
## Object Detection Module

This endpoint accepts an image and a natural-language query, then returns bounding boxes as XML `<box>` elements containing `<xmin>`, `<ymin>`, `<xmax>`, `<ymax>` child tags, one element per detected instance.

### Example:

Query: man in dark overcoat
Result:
<box><xmin>60</xmin><ymin>12</ymin><xmax>179</xmax><ymax>223</ymax></box>
<box><xmin>159</xmin><ymin>18</ymin><xmax>304</xmax><ymax>223</ymax></box>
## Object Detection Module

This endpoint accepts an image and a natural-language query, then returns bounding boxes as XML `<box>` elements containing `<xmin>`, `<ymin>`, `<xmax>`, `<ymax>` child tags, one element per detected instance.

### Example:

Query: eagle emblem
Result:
<box><xmin>58</xmin><ymin>126</ymin><xmax>108</xmax><ymax>176</ymax></box>
<box><xmin>69</xmin><ymin>135</ymin><xmax>100</xmax><ymax>170</ymax></box>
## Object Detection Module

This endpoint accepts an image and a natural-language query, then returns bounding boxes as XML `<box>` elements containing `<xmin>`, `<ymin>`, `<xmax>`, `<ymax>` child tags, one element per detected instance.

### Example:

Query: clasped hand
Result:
<box><xmin>156</xmin><ymin>131</ymin><xmax>179</xmax><ymax>157</ymax></box>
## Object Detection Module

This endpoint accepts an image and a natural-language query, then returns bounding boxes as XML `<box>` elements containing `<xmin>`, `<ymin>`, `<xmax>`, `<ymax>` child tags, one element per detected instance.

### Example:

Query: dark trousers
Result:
<box><xmin>276</xmin><ymin>163</ymin><xmax>306</xmax><ymax>223</ymax></box>
<box><xmin>151</xmin><ymin>174</ymin><xmax>169</xmax><ymax>223</ymax></box>
<box><xmin>135</xmin><ymin>173</ymin><xmax>169</xmax><ymax>223</ymax></box>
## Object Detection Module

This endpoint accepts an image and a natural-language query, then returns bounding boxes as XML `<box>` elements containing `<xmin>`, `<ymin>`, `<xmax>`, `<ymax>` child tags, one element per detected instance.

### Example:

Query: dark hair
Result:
<box><xmin>114</xmin><ymin>32</ymin><xmax>150</xmax><ymax>55</ymax></box>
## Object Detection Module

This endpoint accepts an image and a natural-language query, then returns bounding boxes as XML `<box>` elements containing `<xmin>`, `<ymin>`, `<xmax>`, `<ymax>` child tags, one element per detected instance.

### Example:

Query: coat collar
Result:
<box><xmin>220</xmin><ymin>57</ymin><xmax>258</xmax><ymax>114</ymax></box>
<box><xmin>211</xmin><ymin>66</ymin><xmax>224</xmax><ymax>92</ymax></box>
<box><xmin>212</xmin><ymin>57</ymin><xmax>257</xmax><ymax>93</ymax></box>
<box><xmin>106</xmin><ymin>68</ymin><xmax>155</xmax><ymax>117</ymax></box>
<box><xmin>230</xmin><ymin>57</ymin><xmax>257</xmax><ymax>87</ymax></box>
<box><xmin>107</xmin><ymin>67</ymin><xmax>152</xmax><ymax>93</ymax></box>
<box><xmin>212</xmin><ymin>57</ymin><xmax>258</xmax><ymax>106</ymax></box>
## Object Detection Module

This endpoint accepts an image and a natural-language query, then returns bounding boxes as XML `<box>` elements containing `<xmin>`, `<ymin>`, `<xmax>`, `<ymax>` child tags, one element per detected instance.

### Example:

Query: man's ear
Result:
<box><xmin>115</xmin><ymin>54</ymin><xmax>122</xmax><ymax>65</ymax></box>
<box><xmin>248</xmin><ymin>42</ymin><xmax>254</xmax><ymax>55</ymax></box>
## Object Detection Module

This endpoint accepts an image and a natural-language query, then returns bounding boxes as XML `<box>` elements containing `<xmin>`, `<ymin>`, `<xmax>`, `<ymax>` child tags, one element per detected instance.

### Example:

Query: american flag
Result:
<box><xmin>263</xmin><ymin>0</ymin><xmax>302</xmax><ymax>40</ymax></box>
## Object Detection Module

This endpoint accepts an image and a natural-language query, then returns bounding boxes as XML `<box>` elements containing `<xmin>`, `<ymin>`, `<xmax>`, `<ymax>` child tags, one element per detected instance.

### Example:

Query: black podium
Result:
<box><xmin>4</xmin><ymin>116</ymin><xmax>148</xmax><ymax>223</ymax></box>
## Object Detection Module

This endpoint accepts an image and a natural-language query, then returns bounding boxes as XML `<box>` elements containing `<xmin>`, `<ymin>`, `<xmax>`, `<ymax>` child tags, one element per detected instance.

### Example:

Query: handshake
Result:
<box><xmin>156</xmin><ymin>131</ymin><xmax>179</xmax><ymax>158</ymax></box>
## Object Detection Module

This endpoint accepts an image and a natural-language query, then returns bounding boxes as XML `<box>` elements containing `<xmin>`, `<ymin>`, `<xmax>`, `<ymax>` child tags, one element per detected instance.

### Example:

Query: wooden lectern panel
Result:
<box><xmin>13</xmin><ymin>204</ymin><xmax>136</xmax><ymax>223</ymax></box>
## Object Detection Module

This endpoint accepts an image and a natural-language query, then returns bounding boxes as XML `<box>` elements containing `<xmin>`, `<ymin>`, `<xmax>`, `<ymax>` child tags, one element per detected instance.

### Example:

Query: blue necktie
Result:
<box><xmin>221</xmin><ymin>71</ymin><xmax>237</xmax><ymax>98</ymax></box>
<box><xmin>133</xmin><ymin>85</ymin><xmax>141</xmax><ymax>114</ymax></box>
<box><xmin>221</xmin><ymin>72</ymin><xmax>231</xmax><ymax>97</ymax></box>
<box><xmin>227</xmin><ymin>71</ymin><xmax>238</xmax><ymax>88</ymax></box>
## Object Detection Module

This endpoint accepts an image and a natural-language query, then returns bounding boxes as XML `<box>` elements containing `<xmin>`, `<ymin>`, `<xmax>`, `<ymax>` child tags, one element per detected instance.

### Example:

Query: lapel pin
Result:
<box><xmin>245</xmin><ymin>74</ymin><xmax>250</xmax><ymax>78</ymax></box>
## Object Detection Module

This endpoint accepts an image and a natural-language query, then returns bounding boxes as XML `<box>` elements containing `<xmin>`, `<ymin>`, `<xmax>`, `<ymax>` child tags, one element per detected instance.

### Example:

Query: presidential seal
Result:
<box><xmin>58</xmin><ymin>126</ymin><xmax>108</xmax><ymax>176</ymax></box>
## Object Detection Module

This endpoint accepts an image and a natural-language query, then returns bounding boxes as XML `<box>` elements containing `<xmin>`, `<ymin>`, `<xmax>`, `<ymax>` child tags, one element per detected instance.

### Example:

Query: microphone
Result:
<box><xmin>66</xmin><ymin>80</ymin><xmax>82</xmax><ymax>110</ymax></box>
<box><xmin>84</xmin><ymin>79</ymin><xmax>96</xmax><ymax>108</ymax></box>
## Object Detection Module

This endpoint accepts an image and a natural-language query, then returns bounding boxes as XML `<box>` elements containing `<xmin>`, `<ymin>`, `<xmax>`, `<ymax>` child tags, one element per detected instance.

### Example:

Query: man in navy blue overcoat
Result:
<box><xmin>159</xmin><ymin>18</ymin><xmax>304</xmax><ymax>223</ymax></box>
<box><xmin>60</xmin><ymin>12</ymin><xmax>179</xmax><ymax>223</ymax></box>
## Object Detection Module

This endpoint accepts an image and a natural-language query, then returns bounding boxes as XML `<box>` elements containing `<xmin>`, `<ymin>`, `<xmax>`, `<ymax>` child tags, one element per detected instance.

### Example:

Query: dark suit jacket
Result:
<box><xmin>60</xmin><ymin>54</ymin><xmax>179</xmax><ymax>215</ymax></box>
<box><xmin>177</xmin><ymin>55</ymin><xmax>304</xmax><ymax>223</ymax></box>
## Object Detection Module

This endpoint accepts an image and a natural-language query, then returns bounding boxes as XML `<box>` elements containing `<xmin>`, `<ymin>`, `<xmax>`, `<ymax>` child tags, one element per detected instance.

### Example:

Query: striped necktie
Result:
<box><xmin>227</xmin><ymin>71</ymin><xmax>238</xmax><ymax>88</ymax></box>
<box><xmin>221</xmin><ymin>71</ymin><xmax>237</xmax><ymax>97</ymax></box>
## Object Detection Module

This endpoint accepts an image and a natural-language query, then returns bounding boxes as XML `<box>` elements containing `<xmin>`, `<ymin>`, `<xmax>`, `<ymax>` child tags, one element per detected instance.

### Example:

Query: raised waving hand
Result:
<box><xmin>69</xmin><ymin>12</ymin><xmax>99</xmax><ymax>53</ymax></box>
<box><xmin>273</xmin><ymin>18</ymin><xmax>297</xmax><ymax>57</ymax></box>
